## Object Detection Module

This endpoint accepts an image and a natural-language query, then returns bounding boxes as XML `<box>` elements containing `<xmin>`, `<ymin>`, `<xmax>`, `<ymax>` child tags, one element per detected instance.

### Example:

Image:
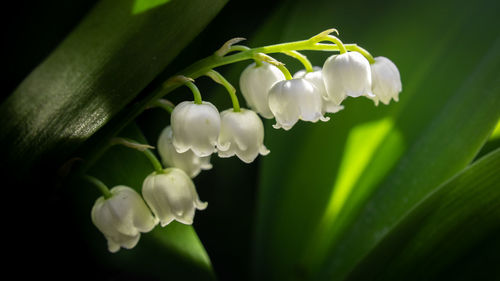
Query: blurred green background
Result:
<box><xmin>2</xmin><ymin>0</ymin><xmax>499</xmax><ymax>280</ymax></box>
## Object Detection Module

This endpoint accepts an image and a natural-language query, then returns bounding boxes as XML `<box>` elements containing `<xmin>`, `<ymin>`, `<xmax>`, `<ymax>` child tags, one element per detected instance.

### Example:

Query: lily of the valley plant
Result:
<box><xmin>84</xmin><ymin>28</ymin><xmax>402</xmax><ymax>252</ymax></box>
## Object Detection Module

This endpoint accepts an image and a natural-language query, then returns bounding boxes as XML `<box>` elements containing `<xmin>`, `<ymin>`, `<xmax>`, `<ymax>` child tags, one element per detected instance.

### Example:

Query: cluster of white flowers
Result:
<box><xmin>244</xmin><ymin>52</ymin><xmax>401</xmax><ymax>130</ymax></box>
<box><xmin>90</xmin><ymin>167</ymin><xmax>207</xmax><ymax>253</ymax></box>
<box><xmin>160</xmin><ymin>51</ymin><xmax>402</xmax><ymax>174</ymax></box>
<box><xmin>167</xmin><ymin>101</ymin><xmax>270</xmax><ymax>167</ymax></box>
<box><xmin>89</xmin><ymin>40</ymin><xmax>402</xmax><ymax>253</ymax></box>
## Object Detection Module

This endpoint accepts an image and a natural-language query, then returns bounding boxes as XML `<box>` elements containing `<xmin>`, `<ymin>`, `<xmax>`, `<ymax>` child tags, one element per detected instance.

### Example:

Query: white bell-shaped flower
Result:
<box><xmin>217</xmin><ymin>108</ymin><xmax>270</xmax><ymax>163</ymax></box>
<box><xmin>294</xmin><ymin>67</ymin><xmax>344</xmax><ymax>114</ymax></box>
<box><xmin>369</xmin><ymin>56</ymin><xmax>402</xmax><ymax>105</ymax></box>
<box><xmin>171</xmin><ymin>101</ymin><xmax>221</xmax><ymax>157</ymax></box>
<box><xmin>322</xmin><ymin>51</ymin><xmax>373</xmax><ymax>105</ymax></box>
<box><xmin>239</xmin><ymin>61</ymin><xmax>286</xmax><ymax>119</ymax></box>
<box><xmin>268</xmin><ymin>78</ymin><xmax>329</xmax><ymax>131</ymax></box>
<box><xmin>142</xmin><ymin>168</ymin><xmax>207</xmax><ymax>227</ymax></box>
<box><xmin>91</xmin><ymin>186</ymin><xmax>158</xmax><ymax>253</ymax></box>
<box><xmin>158</xmin><ymin>126</ymin><xmax>212</xmax><ymax>178</ymax></box>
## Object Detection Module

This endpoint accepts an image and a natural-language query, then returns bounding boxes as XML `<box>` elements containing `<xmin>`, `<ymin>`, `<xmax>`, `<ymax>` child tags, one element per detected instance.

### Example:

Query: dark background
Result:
<box><xmin>3</xmin><ymin>0</ymin><xmax>499</xmax><ymax>280</ymax></box>
<box><xmin>3</xmin><ymin>1</ymin><xmax>278</xmax><ymax>280</ymax></box>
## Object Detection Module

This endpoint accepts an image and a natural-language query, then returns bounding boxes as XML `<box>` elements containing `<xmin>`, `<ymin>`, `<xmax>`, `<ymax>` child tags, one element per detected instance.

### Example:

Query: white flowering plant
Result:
<box><xmin>81</xmin><ymin>27</ymin><xmax>405</xmax><ymax>253</ymax></box>
<box><xmin>2</xmin><ymin>0</ymin><xmax>499</xmax><ymax>280</ymax></box>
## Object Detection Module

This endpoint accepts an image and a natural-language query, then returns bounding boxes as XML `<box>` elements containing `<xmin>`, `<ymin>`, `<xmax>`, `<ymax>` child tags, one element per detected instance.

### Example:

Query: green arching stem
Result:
<box><xmin>204</xmin><ymin>70</ymin><xmax>241</xmax><ymax>112</ymax></box>
<box><xmin>227</xmin><ymin>45</ymin><xmax>251</xmax><ymax>53</ymax></box>
<box><xmin>80</xmin><ymin>34</ymin><xmax>376</xmax><ymax>172</ymax></box>
<box><xmin>84</xmin><ymin>175</ymin><xmax>112</xmax><ymax>199</ymax></box>
<box><xmin>252</xmin><ymin>54</ymin><xmax>264</xmax><ymax>67</ymax></box>
<box><xmin>185</xmin><ymin>81</ymin><xmax>203</xmax><ymax>104</ymax></box>
<box><xmin>253</xmin><ymin>53</ymin><xmax>292</xmax><ymax>79</ymax></box>
<box><xmin>151</xmin><ymin>99</ymin><xmax>174</xmax><ymax>113</ymax></box>
<box><xmin>276</xmin><ymin>63</ymin><xmax>293</xmax><ymax>80</ymax></box>
<box><xmin>161</xmin><ymin>41</ymin><xmax>365</xmax><ymax>89</ymax></box>
<box><xmin>350</xmin><ymin>45</ymin><xmax>376</xmax><ymax>64</ymax></box>
<box><xmin>321</xmin><ymin>35</ymin><xmax>347</xmax><ymax>54</ymax></box>
<box><xmin>110</xmin><ymin>137</ymin><xmax>154</xmax><ymax>151</ymax></box>
<box><xmin>214</xmin><ymin>38</ymin><xmax>247</xmax><ymax>56</ymax></box>
<box><xmin>283</xmin><ymin>50</ymin><xmax>314</xmax><ymax>72</ymax></box>
<box><xmin>110</xmin><ymin>137</ymin><xmax>164</xmax><ymax>174</ymax></box>
<box><xmin>142</xmin><ymin>148</ymin><xmax>164</xmax><ymax>174</ymax></box>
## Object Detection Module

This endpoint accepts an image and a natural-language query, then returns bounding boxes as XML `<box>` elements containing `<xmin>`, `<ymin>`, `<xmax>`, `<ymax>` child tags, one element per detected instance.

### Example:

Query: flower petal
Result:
<box><xmin>158</xmin><ymin>126</ymin><xmax>212</xmax><ymax>178</ymax></box>
<box><xmin>239</xmin><ymin>62</ymin><xmax>285</xmax><ymax>118</ymax></box>
<box><xmin>142</xmin><ymin>169</ymin><xmax>206</xmax><ymax>226</ymax></box>
<box><xmin>91</xmin><ymin>185</ymin><xmax>156</xmax><ymax>252</ymax></box>
<box><xmin>268</xmin><ymin>79</ymin><xmax>327</xmax><ymax>130</ymax></box>
<box><xmin>370</xmin><ymin>56</ymin><xmax>402</xmax><ymax>105</ymax></box>
<box><xmin>323</xmin><ymin>52</ymin><xmax>372</xmax><ymax>102</ymax></box>
<box><xmin>171</xmin><ymin>101</ymin><xmax>220</xmax><ymax>157</ymax></box>
<box><xmin>217</xmin><ymin>108</ymin><xmax>268</xmax><ymax>163</ymax></box>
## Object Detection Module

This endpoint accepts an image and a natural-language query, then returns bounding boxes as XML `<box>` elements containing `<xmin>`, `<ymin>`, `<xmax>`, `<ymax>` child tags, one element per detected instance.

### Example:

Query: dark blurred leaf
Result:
<box><xmin>73</xmin><ymin>123</ymin><xmax>215</xmax><ymax>280</ymax></box>
<box><xmin>251</xmin><ymin>0</ymin><xmax>500</xmax><ymax>280</ymax></box>
<box><xmin>2</xmin><ymin>0</ymin><xmax>97</xmax><ymax>97</ymax></box>
<box><xmin>0</xmin><ymin>0</ymin><xmax>227</xmax><ymax>178</ymax></box>
<box><xmin>345</xmin><ymin>148</ymin><xmax>500</xmax><ymax>281</ymax></box>
<box><xmin>1</xmin><ymin>1</ymin><xmax>227</xmax><ymax>279</ymax></box>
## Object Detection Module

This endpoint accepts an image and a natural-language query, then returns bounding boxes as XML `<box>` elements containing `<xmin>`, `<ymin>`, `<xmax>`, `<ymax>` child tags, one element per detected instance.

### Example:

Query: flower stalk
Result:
<box><xmin>204</xmin><ymin>70</ymin><xmax>241</xmax><ymax>112</ymax></box>
<box><xmin>84</xmin><ymin>175</ymin><xmax>112</xmax><ymax>199</ymax></box>
<box><xmin>160</xmin><ymin>38</ymin><xmax>371</xmax><ymax>97</ymax></box>
<box><xmin>110</xmin><ymin>137</ymin><xmax>164</xmax><ymax>174</ymax></box>
<box><xmin>80</xmin><ymin>29</ymin><xmax>378</xmax><ymax>172</ymax></box>
<box><xmin>282</xmin><ymin>51</ymin><xmax>314</xmax><ymax>73</ymax></box>
<box><xmin>150</xmin><ymin>99</ymin><xmax>175</xmax><ymax>113</ymax></box>
<box><xmin>185</xmin><ymin>81</ymin><xmax>203</xmax><ymax>105</ymax></box>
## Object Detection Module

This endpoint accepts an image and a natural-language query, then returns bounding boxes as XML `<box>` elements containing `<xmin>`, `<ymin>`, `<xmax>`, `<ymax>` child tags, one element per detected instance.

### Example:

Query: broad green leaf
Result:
<box><xmin>490</xmin><ymin>120</ymin><xmax>500</xmax><ymax>140</ymax></box>
<box><xmin>314</xmin><ymin>38</ymin><xmax>500</xmax><ymax>281</ymax></box>
<box><xmin>344</xmin><ymin>148</ymin><xmax>500</xmax><ymax>281</ymax></box>
<box><xmin>73</xmin><ymin>123</ymin><xmax>215</xmax><ymax>280</ymax></box>
<box><xmin>0</xmin><ymin>0</ymin><xmax>227</xmax><ymax>179</ymax></box>
<box><xmin>251</xmin><ymin>0</ymin><xmax>500</xmax><ymax>280</ymax></box>
<box><xmin>476</xmin><ymin>119</ymin><xmax>500</xmax><ymax>159</ymax></box>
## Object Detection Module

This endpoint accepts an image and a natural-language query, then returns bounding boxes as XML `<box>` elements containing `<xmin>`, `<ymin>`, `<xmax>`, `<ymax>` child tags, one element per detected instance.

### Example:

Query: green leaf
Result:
<box><xmin>74</xmin><ymin>123</ymin><xmax>215</xmax><ymax>280</ymax></box>
<box><xmin>344</xmin><ymin>148</ymin><xmax>500</xmax><ymax>281</ymax></box>
<box><xmin>476</xmin><ymin>119</ymin><xmax>500</xmax><ymax>159</ymax></box>
<box><xmin>251</xmin><ymin>0</ymin><xmax>500</xmax><ymax>280</ymax></box>
<box><xmin>0</xmin><ymin>0</ymin><xmax>227</xmax><ymax>178</ymax></box>
<box><xmin>314</xmin><ymin>37</ymin><xmax>500</xmax><ymax>281</ymax></box>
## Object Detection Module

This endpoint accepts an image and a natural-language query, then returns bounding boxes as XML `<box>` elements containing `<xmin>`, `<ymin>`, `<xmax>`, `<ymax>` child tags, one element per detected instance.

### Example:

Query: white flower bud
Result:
<box><xmin>268</xmin><ymin>78</ymin><xmax>329</xmax><ymax>131</ymax></box>
<box><xmin>171</xmin><ymin>101</ymin><xmax>221</xmax><ymax>157</ymax></box>
<box><xmin>239</xmin><ymin>61</ymin><xmax>286</xmax><ymax>118</ymax></box>
<box><xmin>369</xmin><ymin>56</ymin><xmax>402</xmax><ymax>105</ymax></box>
<box><xmin>217</xmin><ymin>108</ymin><xmax>270</xmax><ymax>163</ymax></box>
<box><xmin>142</xmin><ymin>168</ymin><xmax>207</xmax><ymax>227</ymax></box>
<box><xmin>91</xmin><ymin>186</ymin><xmax>158</xmax><ymax>253</ymax></box>
<box><xmin>158</xmin><ymin>126</ymin><xmax>212</xmax><ymax>178</ymax></box>
<box><xmin>294</xmin><ymin>67</ymin><xmax>344</xmax><ymax>114</ymax></box>
<box><xmin>322</xmin><ymin>51</ymin><xmax>373</xmax><ymax>105</ymax></box>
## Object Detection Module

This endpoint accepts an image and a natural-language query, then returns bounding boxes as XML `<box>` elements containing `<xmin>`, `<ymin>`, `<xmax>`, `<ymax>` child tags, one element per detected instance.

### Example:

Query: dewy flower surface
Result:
<box><xmin>323</xmin><ymin>51</ymin><xmax>373</xmax><ymax>105</ymax></box>
<box><xmin>91</xmin><ymin>186</ymin><xmax>158</xmax><ymax>253</ymax></box>
<box><xmin>171</xmin><ymin>101</ymin><xmax>221</xmax><ymax>157</ymax></box>
<box><xmin>217</xmin><ymin>108</ymin><xmax>270</xmax><ymax>163</ymax></box>
<box><xmin>158</xmin><ymin>126</ymin><xmax>212</xmax><ymax>178</ymax></box>
<box><xmin>142</xmin><ymin>168</ymin><xmax>207</xmax><ymax>226</ymax></box>
<box><xmin>239</xmin><ymin>61</ymin><xmax>286</xmax><ymax>118</ymax></box>
<box><xmin>369</xmin><ymin>56</ymin><xmax>402</xmax><ymax>105</ymax></box>
<box><xmin>268</xmin><ymin>78</ymin><xmax>329</xmax><ymax>130</ymax></box>
<box><xmin>294</xmin><ymin>67</ymin><xmax>344</xmax><ymax>114</ymax></box>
